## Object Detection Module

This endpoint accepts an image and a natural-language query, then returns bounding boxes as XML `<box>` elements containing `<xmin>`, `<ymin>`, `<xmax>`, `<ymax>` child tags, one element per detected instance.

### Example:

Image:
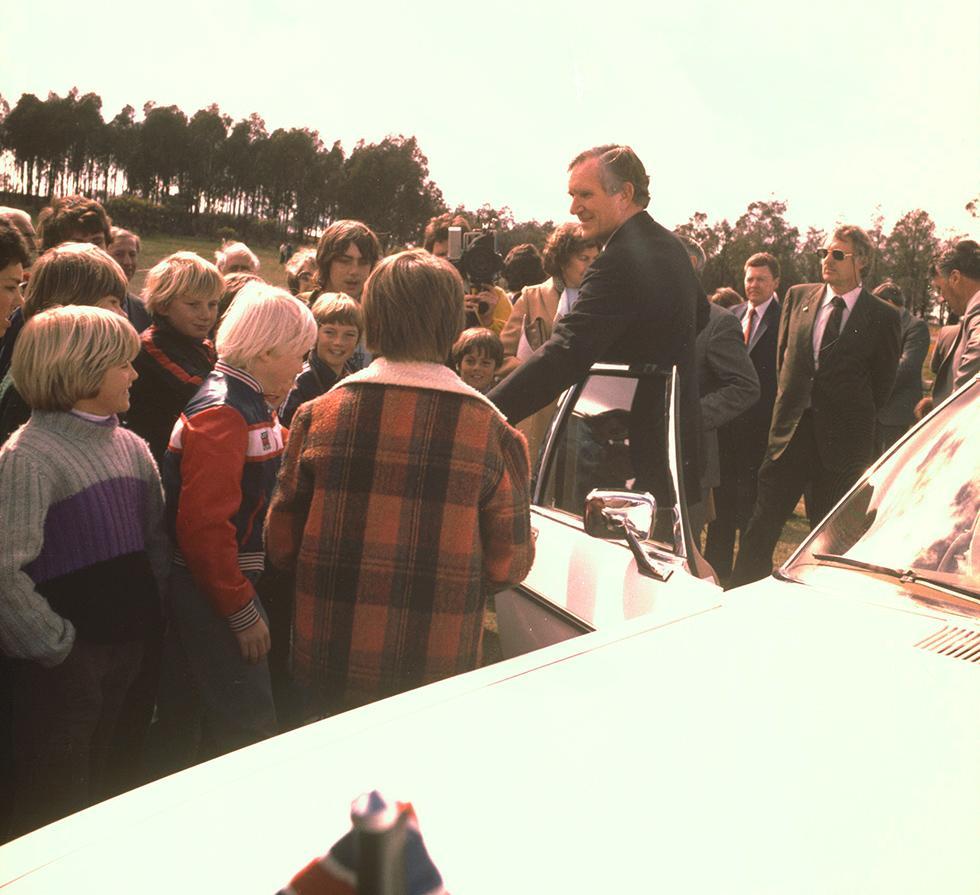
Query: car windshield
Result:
<box><xmin>784</xmin><ymin>380</ymin><xmax>980</xmax><ymax>601</ymax></box>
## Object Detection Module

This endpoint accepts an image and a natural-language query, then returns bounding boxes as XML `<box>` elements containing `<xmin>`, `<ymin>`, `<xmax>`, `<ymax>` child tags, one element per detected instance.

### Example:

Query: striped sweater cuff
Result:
<box><xmin>227</xmin><ymin>599</ymin><xmax>261</xmax><ymax>633</ymax></box>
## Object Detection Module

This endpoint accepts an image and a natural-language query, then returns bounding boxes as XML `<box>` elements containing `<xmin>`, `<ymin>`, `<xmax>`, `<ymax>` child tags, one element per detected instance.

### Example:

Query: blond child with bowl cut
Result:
<box><xmin>150</xmin><ymin>282</ymin><xmax>316</xmax><ymax>773</ymax></box>
<box><xmin>126</xmin><ymin>251</ymin><xmax>223</xmax><ymax>463</ymax></box>
<box><xmin>0</xmin><ymin>306</ymin><xmax>168</xmax><ymax>838</ymax></box>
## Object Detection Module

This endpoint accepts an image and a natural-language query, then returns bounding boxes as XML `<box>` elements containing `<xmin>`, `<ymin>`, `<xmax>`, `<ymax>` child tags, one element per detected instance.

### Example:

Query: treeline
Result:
<box><xmin>676</xmin><ymin>200</ymin><xmax>966</xmax><ymax>319</ymax></box>
<box><xmin>0</xmin><ymin>88</ymin><xmax>459</xmax><ymax>246</ymax></box>
<box><xmin>0</xmin><ymin>89</ymin><xmax>971</xmax><ymax>317</ymax></box>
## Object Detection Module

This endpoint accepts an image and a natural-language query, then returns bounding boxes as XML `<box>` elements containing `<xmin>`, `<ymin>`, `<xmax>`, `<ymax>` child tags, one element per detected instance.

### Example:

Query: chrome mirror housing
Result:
<box><xmin>584</xmin><ymin>490</ymin><xmax>656</xmax><ymax>541</ymax></box>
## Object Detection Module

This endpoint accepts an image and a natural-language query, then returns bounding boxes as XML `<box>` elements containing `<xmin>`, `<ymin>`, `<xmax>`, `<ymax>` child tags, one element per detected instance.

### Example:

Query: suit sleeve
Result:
<box><xmin>487</xmin><ymin>251</ymin><xmax>633</xmax><ymax>424</ymax></box>
<box><xmin>871</xmin><ymin>304</ymin><xmax>903</xmax><ymax>409</ymax></box>
<box><xmin>700</xmin><ymin>311</ymin><xmax>760</xmax><ymax>431</ymax></box>
<box><xmin>892</xmin><ymin>317</ymin><xmax>930</xmax><ymax>398</ymax></box>
<box><xmin>953</xmin><ymin>316</ymin><xmax>980</xmax><ymax>392</ymax></box>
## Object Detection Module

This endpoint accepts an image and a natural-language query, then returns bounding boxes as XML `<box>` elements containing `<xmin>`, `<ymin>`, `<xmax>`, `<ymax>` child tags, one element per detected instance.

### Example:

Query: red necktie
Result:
<box><xmin>744</xmin><ymin>307</ymin><xmax>755</xmax><ymax>345</ymax></box>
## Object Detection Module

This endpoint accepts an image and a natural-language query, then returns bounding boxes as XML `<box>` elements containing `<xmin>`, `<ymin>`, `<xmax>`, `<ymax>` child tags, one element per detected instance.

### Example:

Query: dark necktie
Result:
<box><xmin>744</xmin><ymin>307</ymin><xmax>755</xmax><ymax>345</ymax></box>
<box><xmin>819</xmin><ymin>296</ymin><xmax>846</xmax><ymax>357</ymax></box>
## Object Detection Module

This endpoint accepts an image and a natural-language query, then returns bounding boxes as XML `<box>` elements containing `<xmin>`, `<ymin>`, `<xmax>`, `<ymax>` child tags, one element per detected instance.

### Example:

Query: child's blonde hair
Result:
<box><xmin>215</xmin><ymin>281</ymin><xmax>316</xmax><ymax>369</ymax></box>
<box><xmin>141</xmin><ymin>251</ymin><xmax>224</xmax><ymax>316</ymax></box>
<box><xmin>12</xmin><ymin>305</ymin><xmax>139</xmax><ymax>411</ymax></box>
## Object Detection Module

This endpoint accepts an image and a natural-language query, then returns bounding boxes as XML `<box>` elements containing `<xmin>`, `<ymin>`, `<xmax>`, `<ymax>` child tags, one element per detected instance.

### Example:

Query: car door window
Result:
<box><xmin>539</xmin><ymin>373</ymin><xmax>638</xmax><ymax>516</ymax></box>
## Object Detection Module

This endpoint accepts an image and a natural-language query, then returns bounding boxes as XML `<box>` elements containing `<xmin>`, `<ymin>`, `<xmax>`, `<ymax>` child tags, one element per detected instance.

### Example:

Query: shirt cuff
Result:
<box><xmin>226</xmin><ymin>599</ymin><xmax>261</xmax><ymax>633</ymax></box>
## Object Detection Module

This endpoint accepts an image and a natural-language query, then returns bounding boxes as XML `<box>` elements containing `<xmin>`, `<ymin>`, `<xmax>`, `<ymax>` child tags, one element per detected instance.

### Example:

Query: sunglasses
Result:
<box><xmin>817</xmin><ymin>249</ymin><xmax>855</xmax><ymax>261</ymax></box>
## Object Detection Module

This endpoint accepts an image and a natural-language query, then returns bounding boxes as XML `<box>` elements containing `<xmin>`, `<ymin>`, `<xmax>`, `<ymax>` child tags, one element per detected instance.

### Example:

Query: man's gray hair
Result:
<box><xmin>569</xmin><ymin>144</ymin><xmax>651</xmax><ymax>208</ymax></box>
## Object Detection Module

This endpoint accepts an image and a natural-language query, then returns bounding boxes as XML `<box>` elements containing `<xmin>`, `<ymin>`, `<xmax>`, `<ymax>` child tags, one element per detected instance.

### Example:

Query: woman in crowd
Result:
<box><xmin>265</xmin><ymin>250</ymin><xmax>535</xmax><ymax>719</ymax></box>
<box><xmin>497</xmin><ymin>223</ymin><xmax>601</xmax><ymax>459</ymax></box>
<box><xmin>0</xmin><ymin>243</ymin><xmax>130</xmax><ymax>445</ymax></box>
<box><xmin>150</xmin><ymin>283</ymin><xmax>316</xmax><ymax>774</ymax></box>
<box><xmin>0</xmin><ymin>306</ymin><xmax>168</xmax><ymax>839</ymax></box>
<box><xmin>285</xmin><ymin>248</ymin><xmax>317</xmax><ymax>297</ymax></box>
<box><xmin>126</xmin><ymin>252</ymin><xmax>223</xmax><ymax>464</ymax></box>
<box><xmin>280</xmin><ymin>293</ymin><xmax>362</xmax><ymax>426</ymax></box>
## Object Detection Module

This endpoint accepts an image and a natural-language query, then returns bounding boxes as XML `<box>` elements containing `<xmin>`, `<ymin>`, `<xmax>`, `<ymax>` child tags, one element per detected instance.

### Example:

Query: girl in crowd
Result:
<box><xmin>126</xmin><ymin>252</ymin><xmax>223</xmax><ymax>464</ymax></box>
<box><xmin>265</xmin><ymin>250</ymin><xmax>534</xmax><ymax>718</ymax></box>
<box><xmin>452</xmin><ymin>326</ymin><xmax>504</xmax><ymax>394</ymax></box>
<box><xmin>0</xmin><ymin>306</ymin><xmax>168</xmax><ymax>838</ymax></box>
<box><xmin>151</xmin><ymin>283</ymin><xmax>315</xmax><ymax>773</ymax></box>
<box><xmin>280</xmin><ymin>292</ymin><xmax>362</xmax><ymax>426</ymax></box>
<box><xmin>0</xmin><ymin>243</ymin><xmax>130</xmax><ymax>445</ymax></box>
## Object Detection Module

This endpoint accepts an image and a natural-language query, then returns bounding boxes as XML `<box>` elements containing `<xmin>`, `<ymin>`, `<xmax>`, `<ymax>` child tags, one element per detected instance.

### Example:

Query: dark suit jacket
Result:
<box><xmin>878</xmin><ymin>309</ymin><xmax>929</xmax><ymax>426</ymax></box>
<box><xmin>768</xmin><ymin>283</ymin><xmax>901</xmax><ymax>471</ymax></box>
<box><xmin>487</xmin><ymin>210</ymin><xmax>708</xmax><ymax>503</ymax></box>
<box><xmin>728</xmin><ymin>298</ymin><xmax>780</xmax><ymax>471</ymax></box>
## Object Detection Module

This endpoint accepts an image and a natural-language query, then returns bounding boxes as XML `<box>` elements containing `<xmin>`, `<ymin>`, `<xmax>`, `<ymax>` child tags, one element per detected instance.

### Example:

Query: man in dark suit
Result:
<box><xmin>729</xmin><ymin>225</ymin><xmax>902</xmax><ymax>587</ymax></box>
<box><xmin>704</xmin><ymin>252</ymin><xmax>781</xmax><ymax>582</ymax></box>
<box><xmin>488</xmin><ymin>144</ymin><xmax>709</xmax><ymax>510</ymax></box>
<box><xmin>871</xmin><ymin>280</ymin><xmax>929</xmax><ymax>455</ymax></box>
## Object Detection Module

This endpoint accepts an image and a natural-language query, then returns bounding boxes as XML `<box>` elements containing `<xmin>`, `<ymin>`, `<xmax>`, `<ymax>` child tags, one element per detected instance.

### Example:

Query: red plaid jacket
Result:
<box><xmin>266</xmin><ymin>360</ymin><xmax>534</xmax><ymax>713</ymax></box>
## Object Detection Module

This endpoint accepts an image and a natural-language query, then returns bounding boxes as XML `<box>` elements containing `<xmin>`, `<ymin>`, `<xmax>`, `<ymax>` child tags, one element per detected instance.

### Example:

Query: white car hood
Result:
<box><xmin>2</xmin><ymin>578</ymin><xmax>978</xmax><ymax>894</ymax></box>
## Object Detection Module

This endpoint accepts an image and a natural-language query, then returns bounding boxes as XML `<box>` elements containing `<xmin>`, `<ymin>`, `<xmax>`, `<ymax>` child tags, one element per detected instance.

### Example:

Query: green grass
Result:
<box><xmin>129</xmin><ymin>233</ymin><xmax>310</xmax><ymax>295</ymax></box>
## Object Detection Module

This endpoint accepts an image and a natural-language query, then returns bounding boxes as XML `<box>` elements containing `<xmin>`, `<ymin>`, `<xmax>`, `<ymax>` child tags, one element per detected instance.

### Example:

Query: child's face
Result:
<box><xmin>316</xmin><ymin>322</ymin><xmax>359</xmax><ymax>374</ymax></box>
<box><xmin>459</xmin><ymin>350</ymin><xmax>497</xmax><ymax>391</ymax></box>
<box><xmin>161</xmin><ymin>292</ymin><xmax>220</xmax><ymax>341</ymax></box>
<box><xmin>80</xmin><ymin>360</ymin><xmax>139</xmax><ymax>415</ymax></box>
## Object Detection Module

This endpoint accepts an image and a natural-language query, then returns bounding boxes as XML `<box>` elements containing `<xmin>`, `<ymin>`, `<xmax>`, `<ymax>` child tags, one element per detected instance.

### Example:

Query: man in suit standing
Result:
<box><xmin>729</xmin><ymin>225</ymin><xmax>901</xmax><ymax>587</ymax></box>
<box><xmin>704</xmin><ymin>252</ymin><xmax>781</xmax><ymax>583</ymax></box>
<box><xmin>920</xmin><ymin>240</ymin><xmax>980</xmax><ymax>411</ymax></box>
<box><xmin>487</xmin><ymin>144</ymin><xmax>709</xmax><ymax>511</ymax></box>
<box><xmin>871</xmin><ymin>280</ymin><xmax>929</xmax><ymax>454</ymax></box>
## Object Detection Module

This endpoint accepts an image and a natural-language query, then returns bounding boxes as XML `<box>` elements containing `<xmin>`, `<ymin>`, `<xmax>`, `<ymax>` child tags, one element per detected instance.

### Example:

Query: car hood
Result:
<box><xmin>2</xmin><ymin>578</ymin><xmax>978</xmax><ymax>894</ymax></box>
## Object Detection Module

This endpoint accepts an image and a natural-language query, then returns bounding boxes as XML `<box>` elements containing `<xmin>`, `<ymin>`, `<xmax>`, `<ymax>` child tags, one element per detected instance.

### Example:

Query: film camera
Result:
<box><xmin>447</xmin><ymin>227</ymin><xmax>503</xmax><ymax>322</ymax></box>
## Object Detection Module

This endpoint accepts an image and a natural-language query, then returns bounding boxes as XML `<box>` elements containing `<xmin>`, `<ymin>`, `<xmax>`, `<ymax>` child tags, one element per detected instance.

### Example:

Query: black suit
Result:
<box><xmin>705</xmin><ymin>297</ymin><xmax>779</xmax><ymax>580</ymax></box>
<box><xmin>488</xmin><ymin>210</ymin><xmax>708</xmax><ymax>506</ymax></box>
<box><xmin>729</xmin><ymin>283</ymin><xmax>901</xmax><ymax>587</ymax></box>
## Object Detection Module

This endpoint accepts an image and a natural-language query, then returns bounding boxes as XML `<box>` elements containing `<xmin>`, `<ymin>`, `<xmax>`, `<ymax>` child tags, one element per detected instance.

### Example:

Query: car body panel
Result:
<box><xmin>1</xmin><ymin>579</ymin><xmax>977</xmax><ymax>893</ymax></box>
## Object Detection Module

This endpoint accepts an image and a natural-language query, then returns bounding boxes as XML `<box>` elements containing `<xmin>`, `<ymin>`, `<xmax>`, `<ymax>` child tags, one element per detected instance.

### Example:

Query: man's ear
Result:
<box><xmin>619</xmin><ymin>181</ymin><xmax>636</xmax><ymax>206</ymax></box>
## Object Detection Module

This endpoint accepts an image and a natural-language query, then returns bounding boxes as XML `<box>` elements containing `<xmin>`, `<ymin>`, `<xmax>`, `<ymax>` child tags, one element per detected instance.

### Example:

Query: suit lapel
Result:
<box><xmin>748</xmin><ymin>298</ymin><xmax>779</xmax><ymax>352</ymax></box>
<box><xmin>794</xmin><ymin>285</ymin><xmax>823</xmax><ymax>367</ymax></box>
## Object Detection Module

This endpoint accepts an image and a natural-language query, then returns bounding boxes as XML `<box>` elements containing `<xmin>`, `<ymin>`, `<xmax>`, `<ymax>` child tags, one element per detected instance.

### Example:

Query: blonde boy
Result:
<box><xmin>0</xmin><ymin>306</ymin><xmax>168</xmax><ymax>837</ymax></box>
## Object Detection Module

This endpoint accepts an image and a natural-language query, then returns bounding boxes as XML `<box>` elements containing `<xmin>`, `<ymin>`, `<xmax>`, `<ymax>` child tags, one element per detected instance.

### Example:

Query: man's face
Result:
<box><xmin>568</xmin><ymin>158</ymin><xmax>631</xmax><ymax>243</ymax></box>
<box><xmin>932</xmin><ymin>269</ymin><xmax>968</xmax><ymax>316</ymax></box>
<box><xmin>430</xmin><ymin>240</ymin><xmax>449</xmax><ymax>260</ymax></box>
<box><xmin>0</xmin><ymin>262</ymin><xmax>24</xmax><ymax>339</ymax></box>
<box><xmin>109</xmin><ymin>235</ymin><xmax>139</xmax><ymax>281</ymax></box>
<box><xmin>820</xmin><ymin>236</ymin><xmax>863</xmax><ymax>294</ymax></box>
<box><xmin>326</xmin><ymin>242</ymin><xmax>373</xmax><ymax>299</ymax></box>
<box><xmin>744</xmin><ymin>265</ymin><xmax>779</xmax><ymax>306</ymax></box>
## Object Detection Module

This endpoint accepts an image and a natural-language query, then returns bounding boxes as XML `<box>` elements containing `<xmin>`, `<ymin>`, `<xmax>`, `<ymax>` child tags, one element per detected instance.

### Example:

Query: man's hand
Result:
<box><xmin>914</xmin><ymin>396</ymin><xmax>934</xmax><ymax>421</ymax></box>
<box><xmin>234</xmin><ymin>617</ymin><xmax>271</xmax><ymax>664</ymax></box>
<box><xmin>465</xmin><ymin>289</ymin><xmax>497</xmax><ymax>327</ymax></box>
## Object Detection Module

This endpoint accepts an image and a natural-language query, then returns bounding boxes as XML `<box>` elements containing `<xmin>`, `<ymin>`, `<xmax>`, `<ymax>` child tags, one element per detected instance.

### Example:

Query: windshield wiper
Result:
<box><xmin>812</xmin><ymin>553</ymin><xmax>979</xmax><ymax>601</ymax></box>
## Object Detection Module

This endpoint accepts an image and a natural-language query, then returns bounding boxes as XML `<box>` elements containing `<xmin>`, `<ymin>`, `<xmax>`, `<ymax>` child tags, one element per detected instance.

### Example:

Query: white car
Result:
<box><xmin>496</xmin><ymin>363</ymin><xmax>721</xmax><ymax>657</ymax></box>
<box><xmin>1</xmin><ymin>376</ymin><xmax>977</xmax><ymax>893</ymax></box>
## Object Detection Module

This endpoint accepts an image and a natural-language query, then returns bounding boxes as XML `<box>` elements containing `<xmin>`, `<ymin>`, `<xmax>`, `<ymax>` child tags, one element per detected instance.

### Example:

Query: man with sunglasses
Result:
<box><xmin>729</xmin><ymin>225</ymin><xmax>901</xmax><ymax>588</ymax></box>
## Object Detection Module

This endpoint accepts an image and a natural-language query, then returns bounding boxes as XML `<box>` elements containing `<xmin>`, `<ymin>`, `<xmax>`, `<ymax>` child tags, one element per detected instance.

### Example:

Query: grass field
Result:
<box><xmin>129</xmin><ymin>233</ymin><xmax>303</xmax><ymax>295</ymax></box>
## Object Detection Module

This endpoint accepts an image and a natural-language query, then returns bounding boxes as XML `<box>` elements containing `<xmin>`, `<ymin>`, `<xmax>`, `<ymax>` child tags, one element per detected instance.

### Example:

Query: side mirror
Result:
<box><xmin>584</xmin><ymin>490</ymin><xmax>656</xmax><ymax>541</ymax></box>
<box><xmin>584</xmin><ymin>489</ymin><xmax>672</xmax><ymax>581</ymax></box>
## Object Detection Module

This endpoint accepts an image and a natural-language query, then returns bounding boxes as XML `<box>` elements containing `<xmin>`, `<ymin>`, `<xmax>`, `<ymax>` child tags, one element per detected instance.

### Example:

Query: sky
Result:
<box><xmin>2</xmin><ymin>0</ymin><xmax>977</xmax><ymax>239</ymax></box>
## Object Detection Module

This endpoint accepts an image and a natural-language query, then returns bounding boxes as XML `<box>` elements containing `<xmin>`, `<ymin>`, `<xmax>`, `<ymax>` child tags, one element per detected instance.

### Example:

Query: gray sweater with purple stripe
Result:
<box><xmin>0</xmin><ymin>411</ymin><xmax>170</xmax><ymax>666</ymax></box>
